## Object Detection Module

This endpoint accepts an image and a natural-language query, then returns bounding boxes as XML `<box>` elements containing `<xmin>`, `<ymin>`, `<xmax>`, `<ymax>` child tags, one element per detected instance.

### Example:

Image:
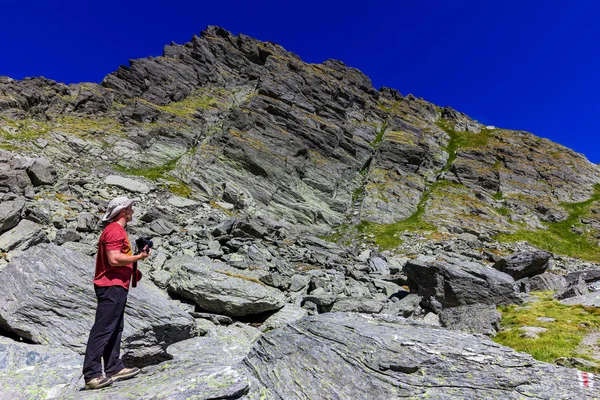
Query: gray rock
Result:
<box><xmin>492</xmin><ymin>250</ymin><xmax>551</xmax><ymax>280</ymax></box>
<box><xmin>554</xmin><ymin>357</ymin><xmax>598</xmax><ymax>370</ymax></box>
<box><xmin>560</xmin><ymin>291</ymin><xmax>600</xmax><ymax>307</ymax></box>
<box><xmin>0</xmin><ymin>337</ymin><xmax>83</xmax><ymax>400</ymax></box>
<box><xmin>167</xmin><ymin>195</ymin><xmax>201</xmax><ymax>209</ymax></box>
<box><xmin>421</xmin><ymin>312</ymin><xmax>441</xmax><ymax>326</ymax></box>
<box><xmin>243</xmin><ymin>312</ymin><xmax>591</xmax><ymax>399</ymax></box>
<box><xmin>0</xmin><ymin>244</ymin><xmax>195</xmax><ymax>364</ymax></box>
<box><xmin>0</xmin><ymin>219</ymin><xmax>48</xmax><ymax>252</ymax></box>
<box><xmin>166</xmin><ymin>255</ymin><xmax>285</xmax><ymax>316</ymax></box>
<box><xmin>259</xmin><ymin>304</ymin><xmax>308</xmax><ymax>332</ymax></box>
<box><xmin>26</xmin><ymin>158</ymin><xmax>58</xmax><ymax>186</ymax></box>
<box><xmin>0</xmin><ymin>328</ymin><xmax>251</xmax><ymax>400</ymax></box>
<box><xmin>0</xmin><ymin>168</ymin><xmax>32</xmax><ymax>196</ymax></box>
<box><xmin>330</xmin><ymin>297</ymin><xmax>385</xmax><ymax>313</ymax></box>
<box><xmin>368</xmin><ymin>256</ymin><xmax>390</xmax><ymax>275</ymax></box>
<box><xmin>536</xmin><ymin>317</ymin><xmax>556</xmax><ymax>323</ymax></box>
<box><xmin>439</xmin><ymin>304</ymin><xmax>501</xmax><ymax>336</ymax></box>
<box><xmin>104</xmin><ymin>175</ymin><xmax>150</xmax><ymax>194</ymax></box>
<box><xmin>381</xmin><ymin>293</ymin><xmax>423</xmax><ymax>318</ymax></box>
<box><xmin>0</xmin><ymin>198</ymin><xmax>24</xmax><ymax>234</ymax></box>
<box><xmin>76</xmin><ymin>212</ymin><xmax>96</xmax><ymax>233</ymax></box>
<box><xmin>529</xmin><ymin>272</ymin><xmax>568</xmax><ymax>292</ymax></box>
<box><xmin>148</xmin><ymin>218</ymin><xmax>177</xmax><ymax>236</ymax></box>
<box><xmin>54</xmin><ymin>229</ymin><xmax>82</xmax><ymax>245</ymax></box>
<box><xmin>404</xmin><ymin>256</ymin><xmax>521</xmax><ymax>312</ymax></box>
<box><xmin>519</xmin><ymin>326</ymin><xmax>548</xmax><ymax>334</ymax></box>
<box><xmin>555</xmin><ymin>274</ymin><xmax>589</xmax><ymax>300</ymax></box>
<box><xmin>566</xmin><ymin>269</ymin><xmax>600</xmax><ymax>284</ymax></box>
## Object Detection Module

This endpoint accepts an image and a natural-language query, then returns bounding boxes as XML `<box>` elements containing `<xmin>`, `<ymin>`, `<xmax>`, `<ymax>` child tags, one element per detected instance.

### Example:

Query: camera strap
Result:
<box><xmin>132</xmin><ymin>261</ymin><xmax>138</xmax><ymax>288</ymax></box>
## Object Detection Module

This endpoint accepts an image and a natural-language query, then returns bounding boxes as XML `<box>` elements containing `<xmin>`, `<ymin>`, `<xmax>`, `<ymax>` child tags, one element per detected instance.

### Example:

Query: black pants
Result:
<box><xmin>83</xmin><ymin>285</ymin><xmax>128</xmax><ymax>381</ymax></box>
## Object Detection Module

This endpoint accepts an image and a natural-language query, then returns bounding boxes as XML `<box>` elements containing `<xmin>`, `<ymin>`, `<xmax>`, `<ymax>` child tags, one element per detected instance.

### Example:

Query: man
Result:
<box><xmin>82</xmin><ymin>196</ymin><xmax>151</xmax><ymax>390</ymax></box>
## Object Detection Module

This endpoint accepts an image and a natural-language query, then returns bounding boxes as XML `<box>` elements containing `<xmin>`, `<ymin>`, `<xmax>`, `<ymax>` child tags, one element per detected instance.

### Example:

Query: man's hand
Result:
<box><xmin>107</xmin><ymin>248</ymin><xmax>151</xmax><ymax>267</ymax></box>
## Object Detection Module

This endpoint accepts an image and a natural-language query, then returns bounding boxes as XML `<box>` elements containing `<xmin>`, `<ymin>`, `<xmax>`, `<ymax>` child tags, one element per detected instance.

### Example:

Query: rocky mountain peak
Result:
<box><xmin>1</xmin><ymin>26</ymin><xmax>600</xmax><ymax>397</ymax></box>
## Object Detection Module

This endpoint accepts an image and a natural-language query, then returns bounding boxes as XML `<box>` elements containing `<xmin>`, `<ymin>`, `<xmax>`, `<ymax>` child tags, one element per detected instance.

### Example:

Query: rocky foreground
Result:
<box><xmin>1</xmin><ymin>26</ymin><xmax>600</xmax><ymax>399</ymax></box>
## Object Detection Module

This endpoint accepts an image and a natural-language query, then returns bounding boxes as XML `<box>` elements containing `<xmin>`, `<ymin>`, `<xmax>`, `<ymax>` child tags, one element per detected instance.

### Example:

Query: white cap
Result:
<box><xmin>102</xmin><ymin>197</ymin><xmax>137</xmax><ymax>222</ymax></box>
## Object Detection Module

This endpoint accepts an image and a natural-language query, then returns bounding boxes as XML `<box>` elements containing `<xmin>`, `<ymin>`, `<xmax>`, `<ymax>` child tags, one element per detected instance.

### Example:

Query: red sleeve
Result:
<box><xmin>103</xmin><ymin>225</ymin><xmax>126</xmax><ymax>251</ymax></box>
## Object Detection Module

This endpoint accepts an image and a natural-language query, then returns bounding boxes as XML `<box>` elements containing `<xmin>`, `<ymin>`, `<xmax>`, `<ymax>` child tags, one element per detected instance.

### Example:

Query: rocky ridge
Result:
<box><xmin>1</xmin><ymin>26</ymin><xmax>600</xmax><ymax>398</ymax></box>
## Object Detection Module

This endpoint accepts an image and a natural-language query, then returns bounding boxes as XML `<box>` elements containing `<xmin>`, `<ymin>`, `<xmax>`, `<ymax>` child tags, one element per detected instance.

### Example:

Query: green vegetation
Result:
<box><xmin>141</xmin><ymin>86</ymin><xmax>230</xmax><ymax>118</ymax></box>
<box><xmin>493</xmin><ymin>190</ymin><xmax>504</xmax><ymax>200</ymax></box>
<box><xmin>114</xmin><ymin>156</ymin><xmax>193</xmax><ymax>197</ymax></box>
<box><xmin>355</xmin><ymin>183</ymin><xmax>448</xmax><ymax>250</ymax></box>
<box><xmin>370</xmin><ymin>120</ymin><xmax>388</xmax><ymax>148</ymax></box>
<box><xmin>496</xmin><ymin>184</ymin><xmax>600</xmax><ymax>261</ymax></box>
<box><xmin>494</xmin><ymin>292</ymin><xmax>600</xmax><ymax>372</ymax></box>
<box><xmin>497</xmin><ymin>206</ymin><xmax>510</xmax><ymax>216</ymax></box>
<box><xmin>436</xmin><ymin>120</ymin><xmax>496</xmax><ymax>169</ymax></box>
<box><xmin>115</xmin><ymin>157</ymin><xmax>179</xmax><ymax>180</ymax></box>
<box><xmin>0</xmin><ymin>118</ymin><xmax>51</xmax><ymax>142</ymax></box>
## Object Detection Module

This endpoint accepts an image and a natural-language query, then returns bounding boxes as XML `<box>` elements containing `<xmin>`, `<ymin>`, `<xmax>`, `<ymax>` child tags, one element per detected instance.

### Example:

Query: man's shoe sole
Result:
<box><xmin>110</xmin><ymin>368</ymin><xmax>140</xmax><ymax>382</ymax></box>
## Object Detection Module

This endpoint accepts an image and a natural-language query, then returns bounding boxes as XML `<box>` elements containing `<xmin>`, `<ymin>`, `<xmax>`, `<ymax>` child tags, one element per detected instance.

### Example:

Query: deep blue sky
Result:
<box><xmin>3</xmin><ymin>1</ymin><xmax>599</xmax><ymax>162</ymax></box>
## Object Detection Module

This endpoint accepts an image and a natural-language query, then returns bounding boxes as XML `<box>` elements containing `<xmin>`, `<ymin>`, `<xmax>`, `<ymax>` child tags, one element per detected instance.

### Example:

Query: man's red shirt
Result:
<box><xmin>94</xmin><ymin>222</ymin><xmax>137</xmax><ymax>290</ymax></box>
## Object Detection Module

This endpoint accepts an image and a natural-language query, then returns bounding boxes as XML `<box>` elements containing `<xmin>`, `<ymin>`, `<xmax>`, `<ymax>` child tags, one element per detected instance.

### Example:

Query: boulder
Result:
<box><xmin>439</xmin><ymin>303</ymin><xmax>501</xmax><ymax>336</ymax></box>
<box><xmin>167</xmin><ymin>195</ymin><xmax>201</xmax><ymax>209</ymax></box>
<box><xmin>259</xmin><ymin>304</ymin><xmax>308</xmax><ymax>333</ymax></box>
<box><xmin>0</xmin><ymin>244</ymin><xmax>195</xmax><ymax>364</ymax></box>
<box><xmin>330</xmin><ymin>297</ymin><xmax>385</xmax><ymax>313</ymax></box>
<box><xmin>566</xmin><ymin>269</ymin><xmax>600</xmax><ymax>284</ymax></box>
<box><xmin>492</xmin><ymin>250</ymin><xmax>551</xmax><ymax>280</ymax></box>
<box><xmin>76</xmin><ymin>212</ymin><xmax>96</xmax><ymax>233</ymax></box>
<box><xmin>104</xmin><ymin>175</ymin><xmax>150</xmax><ymax>194</ymax></box>
<box><xmin>381</xmin><ymin>293</ymin><xmax>423</xmax><ymax>318</ymax></box>
<box><xmin>404</xmin><ymin>256</ymin><xmax>522</xmax><ymax>312</ymax></box>
<box><xmin>148</xmin><ymin>218</ymin><xmax>177</xmax><ymax>236</ymax></box>
<box><xmin>555</xmin><ymin>274</ymin><xmax>588</xmax><ymax>300</ymax></box>
<box><xmin>529</xmin><ymin>272</ymin><xmax>568</xmax><ymax>292</ymax></box>
<box><xmin>368</xmin><ymin>256</ymin><xmax>390</xmax><ymax>275</ymax></box>
<box><xmin>166</xmin><ymin>255</ymin><xmax>285</xmax><ymax>316</ymax></box>
<box><xmin>0</xmin><ymin>168</ymin><xmax>32</xmax><ymax>196</ymax></box>
<box><xmin>560</xmin><ymin>291</ymin><xmax>600</xmax><ymax>307</ymax></box>
<box><xmin>54</xmin><ymin>229</ymin><xmax>82</xmax><ymax>245</ymax></box>
<box><xmin>0</xmin><ymin>198</ymin><xmax>24</xmax><ymax>234</ymax></box>
<box><xmin>26</xmin><ymin>158</ymin><xmax>58</xmax><ymax>186</ymax></box>
<box><xmin>0</xmin><ymin>219</ymin><xmax>48</xmax><ymax>252</ymax></box>
<box><xmin>243</xmin><ymin>313</ymin><xmax>592</xmax><ymax>399</ymax></box>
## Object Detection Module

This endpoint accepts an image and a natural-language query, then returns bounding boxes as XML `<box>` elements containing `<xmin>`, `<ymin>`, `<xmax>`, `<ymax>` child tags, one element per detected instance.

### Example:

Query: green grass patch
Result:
<box><xmin>494</xmin><ymin>292</ymin><xmax>600</xmax><ymax>372</ymax></box>
<box><xmin>357</xmin><ymin>184</ymin><xmax>437</xmax><ymax>250</ymax></box>
<box><xmin>436</xmin><ymin>119</ymin><xmax>496</xmax><ymax>170</ymax></box>
<box><xmin>167</xmin><ymin>180</ymin><xmax>192</xmax><ymax>197</ymax></box>
<box><xmin>493</xmin><ymin>190</ymin><xmax>504</xmax><ymax>200</ymax></box>
<box><xmin>115</xmin><ymin>157</ymin><xmax>179</xmax><ymax>180</ymax></box>
<box><xmin>370</xmin><ymin>120</ymin><xmax>388</xmax><ymax>148</ymax></box>
<box><xmin>497</xmin><ymin>206</ymin><xmax>510</xmax><ymax>216</ymax></box>
<box><xmin>495</xmin><ymin>184</ymin><xmax>600</xmax><ymax>261</ymax></box>
<box><xmin>0</xmin><ymin>118</ymin><xmax>51</xmax><ymax>141</ymax></box>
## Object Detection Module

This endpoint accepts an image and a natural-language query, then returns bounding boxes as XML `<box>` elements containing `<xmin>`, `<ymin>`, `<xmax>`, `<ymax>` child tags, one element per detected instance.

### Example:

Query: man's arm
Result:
<box><xmin>107</xmin><ymin>249</ymin><xmax>150</xmax><ymax>267</ymax></box>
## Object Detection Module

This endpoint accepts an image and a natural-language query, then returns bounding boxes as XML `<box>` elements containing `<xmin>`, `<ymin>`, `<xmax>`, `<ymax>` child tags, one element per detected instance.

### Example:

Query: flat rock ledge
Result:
<box><xmin>0</xmin><ymin>313</ymin><xmax>596</xmax><ymax>399</ymax></box>
<box><xmin>242</xmin><ymin>313</ymin><xmax>592</xmax><ymax>399</ymax></box>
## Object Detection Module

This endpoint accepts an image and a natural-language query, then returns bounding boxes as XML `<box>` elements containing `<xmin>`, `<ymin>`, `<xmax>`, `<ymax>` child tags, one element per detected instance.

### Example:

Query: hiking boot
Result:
<box><xmin>109</xmin><ymin>367</ymin><xmax>140</xmax><ymax>382</ymax></box>
<box><xmin>85</xmin><ymin>376</ymin><xmax>113</xmax><ymax>390</ymax></box>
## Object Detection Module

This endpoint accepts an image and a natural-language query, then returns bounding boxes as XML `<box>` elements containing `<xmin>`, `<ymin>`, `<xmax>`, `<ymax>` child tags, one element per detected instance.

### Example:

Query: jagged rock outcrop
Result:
<box><xmin>404</xmin><ymin>256</ymin><xmax>522</xmax><ymax>312</ymax></box>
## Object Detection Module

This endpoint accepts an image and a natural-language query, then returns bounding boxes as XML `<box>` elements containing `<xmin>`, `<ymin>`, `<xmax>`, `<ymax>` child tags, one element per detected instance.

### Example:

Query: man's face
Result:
<box><xmin>124</xmin><ymin>206</ymin><xmax>134</xmax><ymax>222</ymax></box>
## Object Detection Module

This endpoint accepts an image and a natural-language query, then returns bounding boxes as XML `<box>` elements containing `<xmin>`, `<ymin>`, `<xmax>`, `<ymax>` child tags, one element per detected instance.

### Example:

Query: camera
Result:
<box><xmin>134</xmin><ymin>237</ymin><xmax>154</xmax><ymax>255</ymax></box>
